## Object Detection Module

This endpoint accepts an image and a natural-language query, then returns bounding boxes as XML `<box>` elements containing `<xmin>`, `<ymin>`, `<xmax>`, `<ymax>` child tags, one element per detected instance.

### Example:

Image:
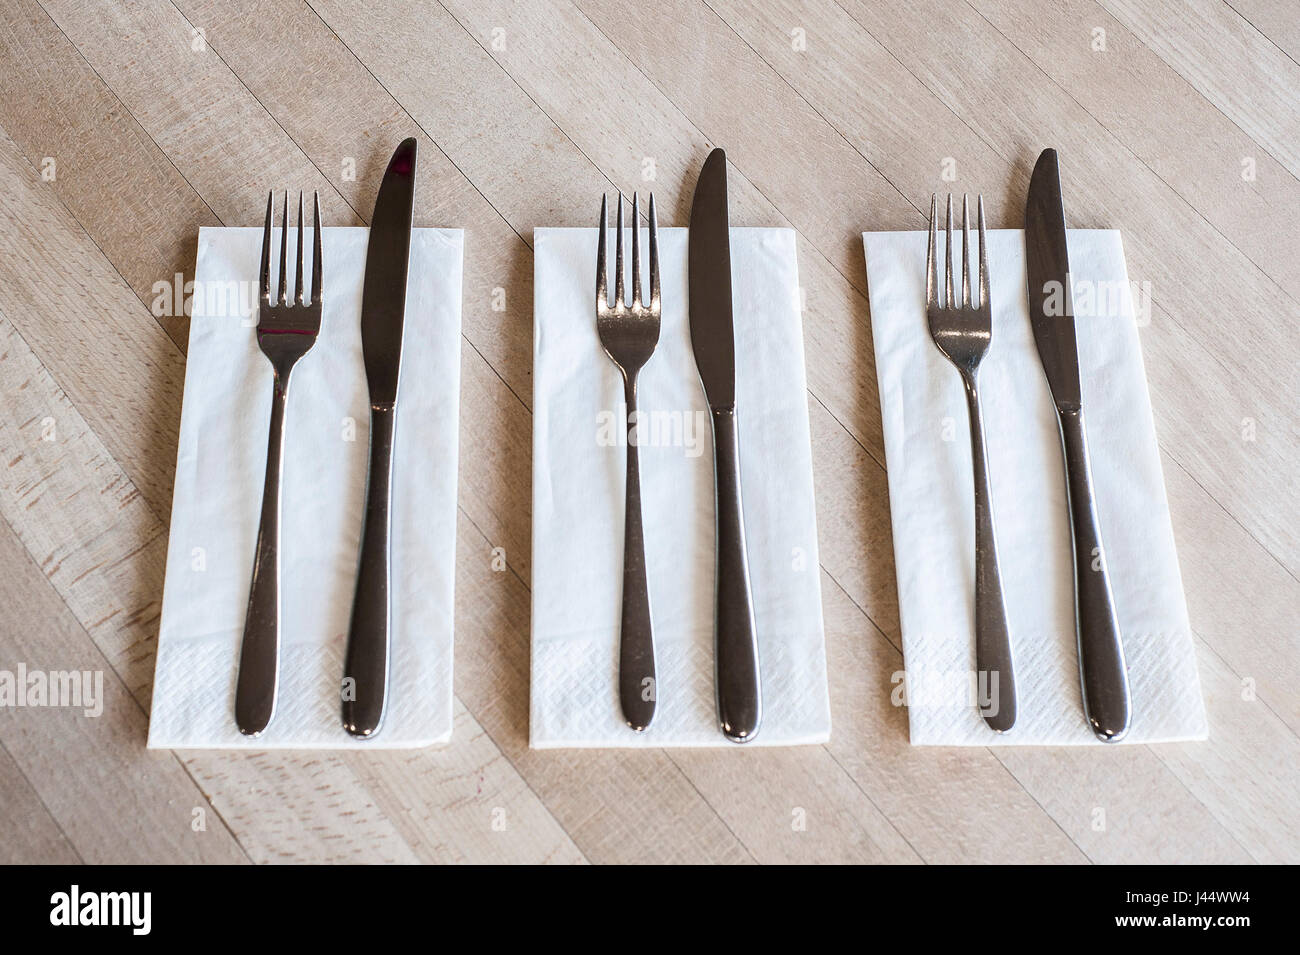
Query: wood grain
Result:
<box><xmin>0</xmin><ymin>0</ymin><xmax>1295</xmax><ymax>863</ymax></box>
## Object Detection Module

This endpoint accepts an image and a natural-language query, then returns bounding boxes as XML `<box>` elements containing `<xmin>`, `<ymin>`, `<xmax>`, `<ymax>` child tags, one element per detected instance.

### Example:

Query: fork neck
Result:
<box><xmin>955</xmin><ymin>361</ymin><xmax>983</xmax><ymax>391</ymax></box>
<box><xmin>259</xmin><ymin>342</ymin><xmax>307</xmax><ymax>383</ymax></box>
<box><xmin>616</xmin><ymin>361</ymin><xmax>645</xmax><ymax>393</ymax></box>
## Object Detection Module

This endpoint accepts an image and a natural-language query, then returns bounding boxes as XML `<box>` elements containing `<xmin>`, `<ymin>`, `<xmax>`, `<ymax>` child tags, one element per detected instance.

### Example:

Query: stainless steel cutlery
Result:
<box><xmin>342</xmin><ymin>137</ymin><xmax>419</xmax><ymax>738</ymax></box>
<box><xmin>223</xmin><ymin>138</ymin><xmax>1137</xmax><ymax>745</ymax></box>
<box><xmin>592</xmin><ymin>149</ymin><xmax>764</xmax><ymax>742</ymax></box>
<box><xmin>689</xmin><ymin>148</ymin><xmax>762</xmax><ymax>743</ymax></box>
<box><xmin>236</xmin><ymin>190</ymin><xmax>324</xmax><ymax>737</ymax></box>
<box><xmin>232</xmin><ymin>139</ymin><xmax>419</xmax><ymax>740</ymax></box>
<box><xmin>1025</xmin><ymin>148</ymin><xmax>1132</xmax><ymax>742</ymax></box>
<box><xmin>595</xmin><ymin>192</ymin><xmax>662</xmax><ymax>732</ymax></box>
<box><xmin>926</xmin><ymin>193</ymin><xmax>1016</xmax><ymax>733</ymax></box>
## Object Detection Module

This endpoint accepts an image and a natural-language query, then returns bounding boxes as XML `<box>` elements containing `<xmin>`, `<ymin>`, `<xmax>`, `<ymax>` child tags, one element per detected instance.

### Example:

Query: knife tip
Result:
<box><xmin>389</xmin><ymin>137</ymin><xmax>418</xmax><ymax>175</ymax></box>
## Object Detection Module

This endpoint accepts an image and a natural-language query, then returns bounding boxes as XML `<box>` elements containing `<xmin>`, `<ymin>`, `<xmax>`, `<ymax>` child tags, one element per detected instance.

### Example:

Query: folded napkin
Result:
<box><xmin>864</xmin><ymin>229</ymin><xmax>1206</xmax><ymax>745</ymax></box>
<box><xmin>148</xmin><ymin>227</ymin><xmax>462</xmax><ymax>749</ymax></box>
<box><xmin>531</xmin><ymin>227</ymin><xmax>830</xmax><ymax>747</ymax></box>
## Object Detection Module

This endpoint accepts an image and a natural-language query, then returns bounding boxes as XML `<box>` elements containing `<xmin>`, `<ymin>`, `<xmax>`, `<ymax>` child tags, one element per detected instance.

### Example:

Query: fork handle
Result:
<box><xmin>235</xmin><ymin>374</ymin><xmax>290</xmax><ymax>736</ymax></box>
<box><xmin>617</xmin><ymin>375</ymin><xmax>657</xmax><ymax>731</ymax></box>
<box><xmin>1058</xmin><ymin>407</ymin><xmax>1131</xmax><ymax>742</ymax></box>
<box><xmin>342</xmin><ymin>403</ymin><xmax>397</xmax><ymax>738</ymax></box>
<box><xmin>709</xmin><ymin>406</ymin><xmax>761</xmax><ymax>742</ymax></box>
<box><xmin>963</xmin><ymin>378</ymin><xmax>1016</xmax><ymax>733</ymax></box>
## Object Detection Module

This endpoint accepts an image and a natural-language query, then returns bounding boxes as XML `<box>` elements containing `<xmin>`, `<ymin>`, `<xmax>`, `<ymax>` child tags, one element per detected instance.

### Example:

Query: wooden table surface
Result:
<box><xmin>0</xmin><ymin>0</ymin><xmax>1296</xmax><ymax>865</ymax></box>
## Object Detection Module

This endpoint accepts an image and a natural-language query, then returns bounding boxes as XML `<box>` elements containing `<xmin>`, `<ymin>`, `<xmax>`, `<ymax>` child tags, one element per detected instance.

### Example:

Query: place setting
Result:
<box><xmin>863</xmin><ymin>148</ymin><xmax>1206</xmax><ymax>745</ymax></box>
<box><xmin>530</xmin><ymin>148</ymin><xmax>832</xmax><ymax>747</ymax></box>
<box><xmin>148</xmin><ymin>139</ymin><xmax>464</xmax><ymax>749</ymax></box>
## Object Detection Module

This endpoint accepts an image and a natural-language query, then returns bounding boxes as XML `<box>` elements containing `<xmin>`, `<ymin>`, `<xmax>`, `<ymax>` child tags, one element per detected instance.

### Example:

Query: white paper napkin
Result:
<box><xmin>864</xmin><ymin>228</ymin><xmax>1206</xmax><ymax>745</ymax></box>
<box><xmin>531</xmin><ymin>227</ymin><xmax>831</xmax><ymax>748</ymax></box>
<box><xmin>148</xmin><ymin>226</ymin><xmax>463</xmax><ymax>749</ymax></box>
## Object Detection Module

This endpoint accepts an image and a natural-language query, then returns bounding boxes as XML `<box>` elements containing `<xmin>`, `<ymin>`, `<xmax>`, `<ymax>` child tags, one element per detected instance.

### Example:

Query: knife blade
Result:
<box><xmin>689</xmin><ymin>147</ymin><xmax>762</xmax><ymax>742</ymax></box>
<box><xmin>1025</xmin><ymin>147</ymin><xmax>1132</xmax><ymax>742</ymax></box>
<box><xmin>342</xmin><ymin>137</ymin><xmax>417</xmax><ymax>738</ymax></box>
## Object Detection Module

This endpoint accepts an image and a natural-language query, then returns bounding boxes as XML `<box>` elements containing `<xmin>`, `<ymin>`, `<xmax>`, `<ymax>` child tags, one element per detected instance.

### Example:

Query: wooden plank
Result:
<box><xmin>0</xmin><ymin>126</ymin><xmax>186</xmax><ymax>525</ymax></box>
<box><xmin>0</xmin><ymin>304</ymin><xmax>169</xmax><ymax>699</ymax></box>
<box><xmin>993</xmin><ymin>730</ymin><xmax>1254</xmax><ymax>863</ymax></box>
<box><xmin>970</xmin><ymin>0</ymin><xmax>1300</xmax><ymax>302</ymax></box>
<box><xmin>36</xmin><ymin>0</ymin><xmax>352</xmax><ymax>231</ymax></box>
<box><xmin>0</xmin><ymin>504</ymin><xmax>248</xmax><ymax>862</ymax></box>
<box><xmin>669</xmin><ymin>736</ymin><xmax>923</xmax><ymax>863</ymax></box>
<box><xmin>1099</xmin><ymin>0</ymin><xmax>1300</xmax><ymax>177</ymax></box>
<box><xmin>342</xmin><ymin>701</ymin><xmax>588</xmax><ymax>864</ymax></box>
<box><xmin>0</xmin><ymin>743</ymin><xmax>81</xmax><ymax>863</ymax></box>
<box><xmin>1156</xmin><ymin>450</ymin><xmax>1300</xmax><ymax>735</ymax></box>
<box><xmin>174</xmin><ymin>750</ymin><xmax>423</xmax><ymax>864</ymax></box>
<box><xmin>1227</xmin><ymin>0</ymin><xmax>1300</xmax><ymax>62</ymax></box>
<box><xmin>1153</xmin><ymin>640</ymin><xmax>1300</xmax><ymax>864</ymax></box>
<box><xmin>0</xmin><ymin>0</ymin><xmax>216</xmax><ymax>347</ymax></box>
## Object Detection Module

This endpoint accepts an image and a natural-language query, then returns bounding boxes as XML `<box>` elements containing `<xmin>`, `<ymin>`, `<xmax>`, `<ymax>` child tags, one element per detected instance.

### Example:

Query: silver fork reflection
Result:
<box><xmin>925</xmin><ymin>193</ymin><xmax>1016</xmax><ymax>733</ymax></box>
<box><xmin>596</xmin><ymin>193</ymin><xmax>661</xmax><ymax>731</ymax></box>
<box><xmin>235</xmin><ymin>191</ymin><xmax>323</xmax><ymax>737</ymax></box>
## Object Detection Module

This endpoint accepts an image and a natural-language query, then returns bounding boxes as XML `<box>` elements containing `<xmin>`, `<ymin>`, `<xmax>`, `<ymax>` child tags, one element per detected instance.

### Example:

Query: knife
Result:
<box><xmin>688</xmin><ymin>147</ymin><xmax>762</xmax><ymax>742</ymax></box>
<box><xmin>341</xmin><ymin>137</ymin><xmax>417</xmax><ymax>738</ymax></box>
<box><xmin>1025</xmin><ymin>147</ymin><xmax>1132</xmax><ymax>742</ymax></box>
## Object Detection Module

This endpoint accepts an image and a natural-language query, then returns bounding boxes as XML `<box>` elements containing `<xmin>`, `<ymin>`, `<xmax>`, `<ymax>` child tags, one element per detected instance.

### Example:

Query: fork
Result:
<box><xmin>926</xmin><ymin>193</ymin><xmax>1017</xmax><ymax>733</ymax></box>
<box><xmin>596</xmin><ymin>192</ymin><xmax>661</xmax><ymax>731</ymax></box>
<box><xmin>235</xmin><ymin>190</ymin><xmax>323</xmax><ymax>737</ymax></box>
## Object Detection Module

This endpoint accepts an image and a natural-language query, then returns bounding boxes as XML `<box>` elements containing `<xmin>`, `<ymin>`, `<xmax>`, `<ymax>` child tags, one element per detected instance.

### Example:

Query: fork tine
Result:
<box><xmin>926</xmin><ymin>194</ymin><xmax>937</xmax><ymax>308</ymax></box>
<box><xmin>944</xmin><ymin>194</ymin><xmax>954</xmax><ymax>309</ymax></box>
<box><xmin>311</xmin><ymin>192</ymin><xmax>322</xmax><ymax>306</ymax></box>
<box><xmin>278</xmin><ymin>190</ymin><xmax>288</xmax><ymax>305</ymax></box>
<box><xmin>977</xmin><ymin>194</ymin><xmax>988</xmax><ymax>311</ymax></box>
<box><xmin>631</xmin><ymin>192</ymin><xmax>642</xmax><ymax>307</ymax></box>
<box><xmin>648</xmin><ymin>193</ymin><xmax>660</xmax><ymax>312</ymax></box>
<box><xmin>260</xmin><ymin>191</ymin><xmax>273</xmax><ymax>304</ymax></box>
<box><xmin>295</xmin><ymin>192</ymin><xmax>305</xmax><ymax>305</ymax></box>
<box><xmin>961</xmin><ymin>193</ymin><xmax>971</xmax><ymax>309</ymax></box>
<box><xmin>596</xmin><ymin>194</ymin><xmax>608</xmax><ymax>311</ymax></box>
<box><xmin>614</xmin><ymin>193</ymin><xmax>625</xmax><ymax>309</ymax></box>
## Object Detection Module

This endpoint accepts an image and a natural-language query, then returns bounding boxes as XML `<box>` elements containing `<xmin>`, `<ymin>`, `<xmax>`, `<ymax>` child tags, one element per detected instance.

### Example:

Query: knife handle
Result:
<box><xmin>709</xmin><ymin>407</ymin><xmax>761</xmax><ymax>742</ymax></box>
<box><xmin>342</xmin><ymin>403</ymin><xmax>397</xmax><ymax>738</ymax></box>
<box><xmin>1058</xmin><ymin>407</ymin><xmax>1131</xmax><ymax>742</ymax></box>
<box><xmin>235</xmin><ymin>374</ymin><xmax>290</xmax><ymax>736</ymax></box>
<box><xmin>616</xmin><ymin>376</ymin><xmax>657</xmax><ymax>731</ymax></box>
